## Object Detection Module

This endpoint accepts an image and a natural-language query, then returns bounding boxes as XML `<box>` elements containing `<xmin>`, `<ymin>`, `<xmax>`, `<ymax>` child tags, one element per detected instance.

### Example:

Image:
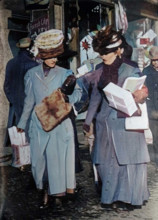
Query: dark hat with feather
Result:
<box><xmin>92</xmin><ymin>26</ymin><xmax>124</xmax><ymax>55</ymax></box>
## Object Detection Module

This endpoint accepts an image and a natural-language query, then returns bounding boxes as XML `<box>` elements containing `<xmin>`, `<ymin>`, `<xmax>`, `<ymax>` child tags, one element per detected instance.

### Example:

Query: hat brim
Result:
<box><xmin>144</xmin><ymin>49</ymin><xmax>158</xmax><ymax>60</ymax></box>
<box><xmin>16</xmin><ymin>43</ymin><xmax>30</xmax><ymax>48</ymax></box>
<box><xmin>37</xmin><ymin>43</ymin><xmax>65</xmax><ymax>60</ymax></box>
<box><xmin>57</xmin><ymin>49</ymin><xmax>77</xmax><ymax>59</ymax></box>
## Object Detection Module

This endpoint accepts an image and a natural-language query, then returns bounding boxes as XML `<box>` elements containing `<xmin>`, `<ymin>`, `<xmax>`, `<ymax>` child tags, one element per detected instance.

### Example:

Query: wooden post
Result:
<box><xmin>49</xmin><ymin>0</ymin><xmax>55</xmax><ymax>29</ymax></box>
<box><xmin>0</xmin><ymin>0</ymin><xmax>12</xmax><ymax>157</ymax></box>
<box><xmin>61</xmin><ymin>0</ymin><xmax>65</xmax><ymax>34</ymax></box>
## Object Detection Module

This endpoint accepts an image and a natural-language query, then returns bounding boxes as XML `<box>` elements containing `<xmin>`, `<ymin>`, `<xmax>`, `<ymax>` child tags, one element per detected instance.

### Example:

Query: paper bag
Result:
<box><xmin>8</xmin><ymin>126</ymin><xmax>31</xmax><ymax>167</ymax></box>
<box><xmin>144</xmin><ymin>128</ymin><xmax>153</xmax><ymax>144</ymax></box>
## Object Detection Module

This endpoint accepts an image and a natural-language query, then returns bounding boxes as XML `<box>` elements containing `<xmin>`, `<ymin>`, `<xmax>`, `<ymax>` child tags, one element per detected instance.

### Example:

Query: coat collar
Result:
<box><xmin>35</xmin><ymin>64</ymin><xmax>59</xmax><ymax>82</ymax></box>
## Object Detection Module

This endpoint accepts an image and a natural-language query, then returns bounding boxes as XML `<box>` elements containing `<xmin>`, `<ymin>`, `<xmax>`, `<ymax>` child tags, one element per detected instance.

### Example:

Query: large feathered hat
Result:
<box><xmin>92</xmin><ymin>26</ymin><xmax>123</xmax><ymax>55</ymax></box>
<box><xmin>34</xmin><ymin>29</ymin><xmax>64</xmax><ymax>59</ymax></box>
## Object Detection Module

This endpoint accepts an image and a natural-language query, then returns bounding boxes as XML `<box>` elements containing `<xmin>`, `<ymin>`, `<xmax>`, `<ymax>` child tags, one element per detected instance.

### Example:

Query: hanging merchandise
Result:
<box><xmin>107</xmin><ymin>8</ymin><xmax>113</xmax><ymax>26</ymax></box>
<box><xmin>115</xmin><ymin>1</ymin><xmax>128</xmax><ymax>33</ymax></box>
<box><xmin>131</xmin><ymin>25</ymin><xmax>157</xmax><ymax>70</ymax></box>
<box><xmin>80</xmin><ymin>31</ymin><xmax>99</xmax><ymax>64</ymax></box>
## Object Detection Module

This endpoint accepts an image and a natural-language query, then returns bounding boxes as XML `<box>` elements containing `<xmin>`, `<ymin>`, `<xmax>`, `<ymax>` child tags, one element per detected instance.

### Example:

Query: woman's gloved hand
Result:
<box><xmin>61</xmin><ymin>75</ymin><xmax>76</xmax><ymax>95</ymax></box>
<box><xmin>83</xmin><ymin>123</ymin><xmax>90</xmax><ymax>133</ymax></box>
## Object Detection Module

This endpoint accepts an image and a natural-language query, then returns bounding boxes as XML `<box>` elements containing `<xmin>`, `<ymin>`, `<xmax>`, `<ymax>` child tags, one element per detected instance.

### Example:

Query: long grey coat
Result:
<box><xmin>83</xmin><ymin>62</ymin><xmax>150</xmax><ymax>205</ymax></box>
<box><xmin>17</xmin><ymin>64</ymin><xmax>82</xmax><ymax>195</ymax></box>
<box><xmin>85</xmin><ymin>62</ymin><xmax>150</xmax><ymax>165</ymax></box>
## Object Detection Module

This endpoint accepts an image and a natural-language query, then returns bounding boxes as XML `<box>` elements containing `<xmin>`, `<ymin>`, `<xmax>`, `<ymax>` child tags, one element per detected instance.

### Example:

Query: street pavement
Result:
<box><xmin>0</xmin><ymin>120</ymin><xmax>158</xmax><ymax>220</ymax></box>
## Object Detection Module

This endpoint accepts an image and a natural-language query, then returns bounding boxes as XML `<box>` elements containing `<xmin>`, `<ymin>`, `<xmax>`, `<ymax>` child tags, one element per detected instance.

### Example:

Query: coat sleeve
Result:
<box><xmin>142</xmin><ymin>67</ymin><xmax>156</xmax><ymax>119</ymax></box>
<box><xmin>63</xmin><ymin>69</ymin><xmax>82</xmax><ymax>104</ymax></box>
<box><xmin>85</xmin><ymin>81</ymin><xmax>102</xmax><ymax>126</ymax></box>
<box><xmin>3</xmin><ymin>61</ymin><xmax>14</xmax><ymax>104</ymax></box>
<box><xmin>17</xmin><ymin>70</ymin><xmax>35</xmax><ymax>130</ymax></box>
<box><xmin>145</xmin><ymin>77</ymin><xmax>158</xmax><ymax>120</ymax></box>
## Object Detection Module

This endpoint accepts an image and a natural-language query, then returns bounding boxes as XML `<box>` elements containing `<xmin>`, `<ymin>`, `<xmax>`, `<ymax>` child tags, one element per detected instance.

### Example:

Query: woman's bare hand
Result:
<box><xmin>16</xmin><ymin>127</ymin><xmax>24</xmax><ymax>133</ymax></box>
<box><xmin>132</xmin><ymin>85</ymin><xmax>148</xmax><ymax>104</ymax></box>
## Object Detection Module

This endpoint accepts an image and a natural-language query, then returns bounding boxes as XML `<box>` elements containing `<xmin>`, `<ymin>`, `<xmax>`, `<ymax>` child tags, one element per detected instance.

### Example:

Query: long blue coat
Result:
<box><xmin>4</xmin><ymin>50</ymin><xmax>39</xmax><ymax>125</ymax></box>
<box><xmin>17</xmin><ymin>64</ymin><xmax>82</xmax><ymax>195</ymax></box>
<box><xmin>83</xmin><ymin>62</ymin><xmax>150</xmax><ymax>205</ymax></box>
<box><xmin>3</xmin><ymin>50</ymin><xmax>38</xmax><ymax>146</ymax></box>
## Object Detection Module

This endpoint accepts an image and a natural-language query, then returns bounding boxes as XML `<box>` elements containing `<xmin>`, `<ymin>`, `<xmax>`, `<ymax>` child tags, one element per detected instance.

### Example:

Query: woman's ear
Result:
<box><xmin>116</xmin><ymin>48</ymin><xmax>124</xmax><ymax>58</ymax></box>
<box><xmin>120</xmin><ymin>48</ymin><xmax>124</xmax><ymax>54</ymax></box>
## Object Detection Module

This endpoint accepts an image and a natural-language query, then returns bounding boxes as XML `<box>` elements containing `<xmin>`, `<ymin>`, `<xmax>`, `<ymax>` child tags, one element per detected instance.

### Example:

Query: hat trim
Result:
<box><xmin>38</xmin><ymin>44</ymin><xmax>64</xmax><ymax>59</ymax></box>
<box><xmin>106</xmin><ymin>39</ymin><xmax>122</xmax><ymax>49</ymax></box>
<box><xmin>16</xmin><ymin>43</ymin><xmax>31</xmax><ymax>48</ymax></box>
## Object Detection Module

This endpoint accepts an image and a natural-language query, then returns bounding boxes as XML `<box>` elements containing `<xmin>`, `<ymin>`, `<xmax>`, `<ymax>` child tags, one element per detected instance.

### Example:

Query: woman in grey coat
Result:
<box><xmin>17</xmin><ymin>30</ymin><xmax>82</xmax><ymax>208</ymax></box>
<box><xmin>83</xmin><ymin>26</ymin><xmax>150</xmax><ymax>211</ymax></box>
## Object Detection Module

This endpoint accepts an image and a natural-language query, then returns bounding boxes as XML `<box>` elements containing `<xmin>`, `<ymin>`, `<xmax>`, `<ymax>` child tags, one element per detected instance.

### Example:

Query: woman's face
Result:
<box><xmin>100</xmin><ymin>52</ymin><xmax>117</xmax><ymax>65</ymax></box>
<box><xmin>44</xmin><ymin>58</ymin><xmax>57</xmax><ymax>68</ymax></box>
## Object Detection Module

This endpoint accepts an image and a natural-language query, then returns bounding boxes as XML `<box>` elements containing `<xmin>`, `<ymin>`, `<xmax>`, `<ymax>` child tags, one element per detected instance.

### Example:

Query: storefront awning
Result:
<box><xmin>122</xmin><ymin>0</ymin><xmax>158</xmax><ymax>21</ymax></box>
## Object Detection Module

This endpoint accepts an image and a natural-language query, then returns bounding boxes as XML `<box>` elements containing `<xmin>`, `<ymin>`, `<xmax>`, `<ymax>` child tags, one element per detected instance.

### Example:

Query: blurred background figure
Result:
<box><xmin>3</xmin><ymin>37</ymin><xmax>39</xmax><ymax>147</ymax></box>
<box><xmin>143</xmin><ymin>46</ymin><xmax>158</xmax><ymax>165</ymax></box>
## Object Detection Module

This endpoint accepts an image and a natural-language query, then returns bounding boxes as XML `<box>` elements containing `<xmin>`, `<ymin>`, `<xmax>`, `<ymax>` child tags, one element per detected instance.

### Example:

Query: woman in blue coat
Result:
<box><xmin>17</xmin><ymin>30</ymin><xmax>82</xmax><ymax>208</ymax></box>
<box><xmin>82</xmin><ymin>26</ymin><xmax>150</xmax><ymax>211</ymax></box>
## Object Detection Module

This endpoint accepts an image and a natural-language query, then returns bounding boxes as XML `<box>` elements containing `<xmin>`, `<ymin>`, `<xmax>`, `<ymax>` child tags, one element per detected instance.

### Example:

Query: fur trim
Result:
<box><xmin>37</xmin><ymin>44</ymin><xmax>64</xmax><ymax>59</ymax></box>
<box><xmin>35</xmin><ymin>89</ymin><xmax>72</xmax><ymax>131</ymax></box>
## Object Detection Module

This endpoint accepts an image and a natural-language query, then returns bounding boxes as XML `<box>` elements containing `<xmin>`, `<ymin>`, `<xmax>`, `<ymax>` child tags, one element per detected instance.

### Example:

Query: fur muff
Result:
<box><xmin>35</xmin><ymin>89</ymin><xmax>72</xmax><ymax>131</ymax></box>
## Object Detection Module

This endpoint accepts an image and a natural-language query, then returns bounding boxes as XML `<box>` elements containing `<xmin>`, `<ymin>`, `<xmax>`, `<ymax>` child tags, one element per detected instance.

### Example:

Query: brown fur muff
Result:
<box><xmin>35</xmin><ymin>89</ymin><xmax>72</xmax><ymax>131</ymax></box>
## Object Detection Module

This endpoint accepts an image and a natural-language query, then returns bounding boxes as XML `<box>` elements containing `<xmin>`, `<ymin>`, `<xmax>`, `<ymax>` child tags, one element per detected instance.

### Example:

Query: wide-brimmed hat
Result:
<box><xmin>145</xmin><ymin>46</ymin><xmax>158</xmax><ymax>60</ymax></box>
<box><xmin>16</xmin><ymin>37</ymin><xmax>31</xmax><ymax>48</ymax></box>
<box><xmin>34</xmin><ymin>29</ymin><xmax>64</xmax><ymax>59</ymax></box>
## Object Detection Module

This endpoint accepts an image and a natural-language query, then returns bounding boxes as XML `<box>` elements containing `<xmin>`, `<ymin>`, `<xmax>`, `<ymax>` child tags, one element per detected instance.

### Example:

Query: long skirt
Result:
<box><xmin>97</xmin><ymin>136</ymin><xmax>150</xmax><ymax>206</ymax></box>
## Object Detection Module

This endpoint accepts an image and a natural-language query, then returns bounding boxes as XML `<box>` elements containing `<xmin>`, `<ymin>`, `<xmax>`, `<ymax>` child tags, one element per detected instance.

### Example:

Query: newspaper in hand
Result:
<box><xmin>103</xmin><ymin>82</ymin><xmax>138</xmax><ymax>116</ymax></box>
<box><xmin>123</xmin><ymin>75</ymin><xmax>149</xmax><ymax>130</ymax></box>
<box><xmin>103</xmin><ymin>75</ymin><xmax>147</xmax><ymax>116</ymax></box>
<box><xmin>122</xmin><ymin>75</ymin><xmax>147</xmax><ymax>92</ymax></box>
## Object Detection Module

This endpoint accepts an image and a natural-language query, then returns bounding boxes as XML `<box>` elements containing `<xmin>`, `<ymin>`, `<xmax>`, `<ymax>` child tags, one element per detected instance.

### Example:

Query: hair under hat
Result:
<box><xmin>34</xmin><ymin>29</ymin><xmax>64</xmax><ymax>59</ymax></box>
